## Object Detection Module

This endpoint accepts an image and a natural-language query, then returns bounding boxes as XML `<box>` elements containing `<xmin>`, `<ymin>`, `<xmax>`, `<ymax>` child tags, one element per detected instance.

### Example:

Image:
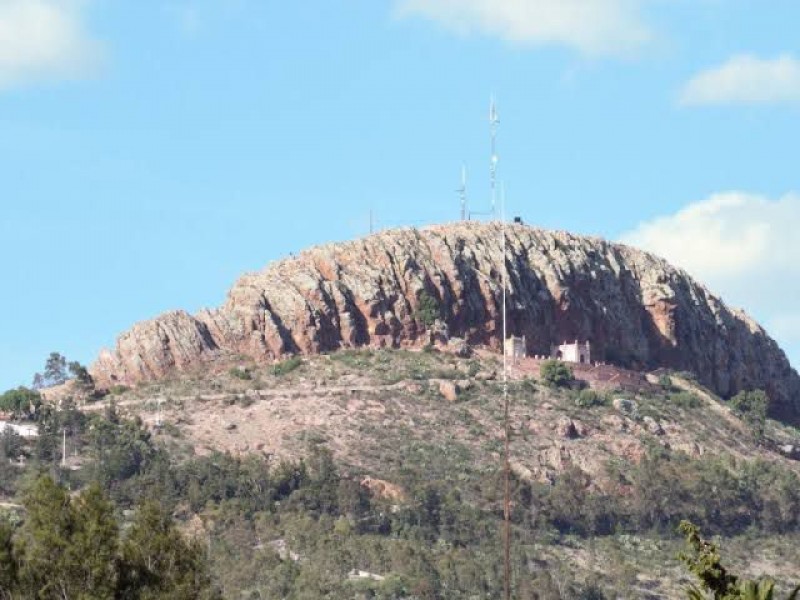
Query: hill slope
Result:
<box><xmin>91</xmin><ymin>222</ymin><xmax>800</xmax><ymax>421</ymax></box>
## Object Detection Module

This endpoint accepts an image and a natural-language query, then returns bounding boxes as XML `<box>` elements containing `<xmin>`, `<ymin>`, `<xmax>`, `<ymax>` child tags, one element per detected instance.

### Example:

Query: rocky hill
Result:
<box><xmin>91</xmin><ymin>222</ymin><xmax>800</xmax><ymax>422</ymax></box>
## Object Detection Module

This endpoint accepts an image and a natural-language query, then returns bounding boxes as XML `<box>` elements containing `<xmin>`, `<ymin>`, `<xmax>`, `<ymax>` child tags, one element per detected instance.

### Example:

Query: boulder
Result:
<box><xmin>438</xmin><ymin>381</ymin><xmax>461</xmax><ymax>403</ymax></box>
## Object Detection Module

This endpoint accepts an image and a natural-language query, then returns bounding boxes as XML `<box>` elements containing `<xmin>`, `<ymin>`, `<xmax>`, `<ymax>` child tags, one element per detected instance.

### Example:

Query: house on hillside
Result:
<box><xmin>552</xmin><ymin>340</ymin><xmax>591</xmax><ymax>365</ymax></box>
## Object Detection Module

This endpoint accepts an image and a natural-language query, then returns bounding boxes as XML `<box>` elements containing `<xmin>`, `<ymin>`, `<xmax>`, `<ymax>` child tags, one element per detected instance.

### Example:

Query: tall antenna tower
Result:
<box><xmin>457</xmin><ymin>165</ymin><xmax>468</xmax><ymax>221</ymax></box>
<box><xmin>490</xmin><ymin>96</ymin><xmax>499</xmax><ymax>219</ymax></box>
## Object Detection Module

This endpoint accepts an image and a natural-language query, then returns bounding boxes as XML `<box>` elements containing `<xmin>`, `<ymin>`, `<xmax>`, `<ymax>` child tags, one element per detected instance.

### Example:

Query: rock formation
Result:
<box><xmin>91</xmin><ymin>222</ymin><xmax>800</xmax><ymax>422</ymax></box>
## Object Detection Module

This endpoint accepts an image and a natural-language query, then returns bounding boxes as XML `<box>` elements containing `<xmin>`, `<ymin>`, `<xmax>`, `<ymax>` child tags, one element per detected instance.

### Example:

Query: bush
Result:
<box><xmin>575</xmin><ymin>389</ymin><xmax>607</xmax><ymax>408</ymax></box>
<box><xmin>669</xmin><ymin>391</ymin><xmax>701</xmax><ymax>409</ymax></box>
<box><xmin>729</xmin><ymin>390</ymin><xmax>768</xmax><ymax>439</ymax></box>
<box><xmin>273</xmin><ymin>356</ymin><xmax>303</xmax><ymax>376</ymax></box>
<box><xmin>415</xmin><ymin>290</ymin><xmax>440</xmax><ymax>329</ymax></box>
<box><xmin>658</xmin><ymin>374</ymin><xmax>674</xmax><ymax>391</ymax></box>
<box><xmin>540</xmin><ymin>360</ymin><xmax>574</xmax><ymax>388</ymax></box>
<box><xmin>229</xmin><ymin>367</ymin><xmax>253</xmax><ymax>381</ymax></box>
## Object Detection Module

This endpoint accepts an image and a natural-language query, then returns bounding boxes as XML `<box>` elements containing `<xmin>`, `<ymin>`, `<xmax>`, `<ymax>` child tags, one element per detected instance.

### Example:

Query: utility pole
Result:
<box><xmin>457</xmin><ymin>165</ymin><xmax>468</xmax><ymax>221</ymax></box>
<box><xmin>156</xmin><ymin>397</ymin><xmax>163</xmax><ymax>428</ymax></box>
<box><xmin>500</xmin><ymin>182</ymin><xmax>511</xmax><ymax>600</ymax></box>
<box><xmin>490</xmin><ymin>96</ymin><xmax>499</xmax><ymax>220</ymax></box>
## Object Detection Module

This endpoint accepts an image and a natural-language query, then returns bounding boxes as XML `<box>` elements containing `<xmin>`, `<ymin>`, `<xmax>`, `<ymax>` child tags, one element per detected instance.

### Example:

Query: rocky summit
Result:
<box><xmin>91</xmin><ymin>222</ymin><xmax>800</xmax><ymax>422</ymax></box>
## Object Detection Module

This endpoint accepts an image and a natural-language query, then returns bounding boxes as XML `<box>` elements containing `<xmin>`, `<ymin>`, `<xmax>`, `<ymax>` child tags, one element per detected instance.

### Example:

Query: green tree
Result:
<box><xmin>679</xmin><ymin>521</ymin><xmax>800</xmax><ymax>600</ymax></box>
<box><xmin>540</xmin><ymin>360</ymin><xmax>574</xmax><ymax>388</ymax></box>
<box><xmin>0</xmin><ymin>387</ymin><xmax>40</xmax><ymax>418</ymax></box>
<box><xmin>0</xmin><ymin>520</ymin><xmax>17</xmax><ymax>596</ymax></box>
<box><xmin>729</xmin><ymin>390</ymin><xmax>768</xmax><ymax>440</ymax></box>
<box><xmin>68</xmin><ymin>361</ymin><xmax>94</xmax><ymax>390</ymax></box>
<box><xmin>43</xmin><ymin>352</ymin><xmax>68</xmax><ymax>387</ymax></box>
<box><xmin>119</xmin><ymin>502</ymin><xmax>219</xmax><ymax>599</ymax></box>
<box><xmin>66</xmin><ymin>484</ymin><xmax>120</xmax><ymax>599</ymax></box>
<box><xmin>15</xmin><ymin>475</ymin><xmax>79</xmax><ymax>599</ymax></box>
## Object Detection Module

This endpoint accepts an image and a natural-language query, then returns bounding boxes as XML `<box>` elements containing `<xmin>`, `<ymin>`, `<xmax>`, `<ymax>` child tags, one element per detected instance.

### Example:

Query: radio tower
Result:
<box><xmin>457</xmin><ymin>165</ymin><xmax>468</xmax><ymax>220</ymax></box>
<box><xmin>489</xmin><ymin>96</ymin><xmax>499</xmax><ymax>219</ymax></box>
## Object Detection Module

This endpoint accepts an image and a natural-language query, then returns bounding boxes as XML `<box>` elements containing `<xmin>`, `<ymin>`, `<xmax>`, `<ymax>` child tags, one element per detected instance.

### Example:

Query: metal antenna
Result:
<box><xmin>500</xmin><ymin>181</ymin><xmax>512</xmax><ymax>600</ymax></box>
<box><xmin>490</xmin><ymin>96</ymin><xmax>499</xmax><ymax>220</ymax></box>
<box><xmin>457</xmin><ymin>165</ymin><xmax>468</xmax><ymax>221</ymax></box>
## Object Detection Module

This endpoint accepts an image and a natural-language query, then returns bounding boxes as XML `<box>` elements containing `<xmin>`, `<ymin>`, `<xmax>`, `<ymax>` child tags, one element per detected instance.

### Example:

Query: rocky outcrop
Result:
<box><xmin>91</xmin><ymin>222</ymin><xmax>800</xmax><ymax>422</ymax></box>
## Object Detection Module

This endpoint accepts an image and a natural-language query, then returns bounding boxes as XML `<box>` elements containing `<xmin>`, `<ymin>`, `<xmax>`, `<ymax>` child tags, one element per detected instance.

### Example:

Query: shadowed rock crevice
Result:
<box><xmin>90</xmin><ymin>222</ymin><xmax>800</xmax><ymax>423</ymax></box>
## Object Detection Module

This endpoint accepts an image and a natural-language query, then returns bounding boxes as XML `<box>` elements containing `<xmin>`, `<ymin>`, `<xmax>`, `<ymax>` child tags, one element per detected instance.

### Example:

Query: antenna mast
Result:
<box><xmin>458</xmin><ymin>165</ymin><xmax>468</xmax><ymax>221</ymax></box>
<box><xmin>490</xmin><ymin>96</ymin><xmax>499</xmax><ymax>220</ymax></box>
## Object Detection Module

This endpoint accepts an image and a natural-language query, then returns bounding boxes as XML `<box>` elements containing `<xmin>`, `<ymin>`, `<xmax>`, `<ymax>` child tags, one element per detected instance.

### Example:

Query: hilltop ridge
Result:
<box><xmin>91</xmin><ymin>222</ymin><xmax>800</xmax><ymax>422</ymax></box>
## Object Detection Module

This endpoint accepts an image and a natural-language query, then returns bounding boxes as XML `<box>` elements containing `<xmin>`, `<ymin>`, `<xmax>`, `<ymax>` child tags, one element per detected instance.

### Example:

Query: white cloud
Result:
<box><xmin>0</xmin><ymin>0</ymin><xmax>102</xmax><ymax>90</ymax></box>
<box><xmin>679</xmin><ymin>54</ymin><xmax>800</xmax><ymax>107</ymax></box>
<box><xmin>620</xmin><ymin>192</ymin><xmax>800</xmax><ymax>366</ymax></box>
<box><xmin>394</xmin><ymin>0</ymin><xmax>652</xmax><ymax>57</ymax></box>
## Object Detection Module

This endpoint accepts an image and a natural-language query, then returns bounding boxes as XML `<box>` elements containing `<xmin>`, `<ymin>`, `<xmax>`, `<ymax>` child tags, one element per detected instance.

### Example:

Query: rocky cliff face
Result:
<box><xmin>91</xmin><ymin>222</ymin><xmax>800</xmax><ymax>422</ymax></box>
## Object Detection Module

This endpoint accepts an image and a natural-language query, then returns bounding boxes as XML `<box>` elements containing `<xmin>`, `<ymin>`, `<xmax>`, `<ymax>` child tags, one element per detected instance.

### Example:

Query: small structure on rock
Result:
<box><xmin>552</xmin><ymin>340</ymin><xmax>591</xmax><ymax>364</ymax></box>
<box><xmin>504</xmin><ymin>336</ymin><xmax>527</xmax><ymax>360</ymax></box>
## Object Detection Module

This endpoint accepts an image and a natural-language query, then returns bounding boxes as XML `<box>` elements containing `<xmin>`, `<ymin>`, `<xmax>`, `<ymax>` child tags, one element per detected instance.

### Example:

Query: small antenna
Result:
<box><xmin>490</xmin><ymin>96</ymin><xmax>500</xmax><ymax>220</ymax></box>
<box><xmin>62</xmin><ymin>428</ymin><xmax>66</xmax><ymax>468</ymax></box>
<box><xmin>369</xmin><ymin>209</ymin><xmax>374</xmax><ymax>235</ymax></box>
<box><xmin>457</xmin><ymin>165</ymin><xmax>468</xmax><ymax>221</ymax></box>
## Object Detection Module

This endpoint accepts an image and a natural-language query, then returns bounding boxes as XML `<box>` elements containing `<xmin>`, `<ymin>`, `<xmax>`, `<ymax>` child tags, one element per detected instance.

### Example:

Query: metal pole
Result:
<box><xmin>501</xmin><ymin>182</ymin><xmax>511</xmax><ymax>600</ymax></box>
<box><xmin>490</xmin><ymin>97</ymin><xmax>499</xmax><ymax>220</ymax></box>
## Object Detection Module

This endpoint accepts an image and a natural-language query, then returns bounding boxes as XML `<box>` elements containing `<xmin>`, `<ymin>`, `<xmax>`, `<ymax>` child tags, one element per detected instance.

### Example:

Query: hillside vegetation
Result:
<box><xmin>2</xmin><ymin>348</ymin><xmax>798</xmax><ymax>598</ymax></box>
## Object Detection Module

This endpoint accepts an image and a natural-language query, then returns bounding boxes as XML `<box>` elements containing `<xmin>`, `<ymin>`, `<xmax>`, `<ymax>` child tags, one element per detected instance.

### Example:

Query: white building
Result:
<box><xmin>0</xmin><ymin>421</ymin><xmax>38</xmax><ymax>439</ymax></box>
<box><xmin>504</xmin><ymin>336</ymin><xmax>527</xmax><ymax>359</ymax></box>
<box><xmin>552</xmin><ymin>340</ymin><xmax>591</xmax><ymax>365</ymax></box>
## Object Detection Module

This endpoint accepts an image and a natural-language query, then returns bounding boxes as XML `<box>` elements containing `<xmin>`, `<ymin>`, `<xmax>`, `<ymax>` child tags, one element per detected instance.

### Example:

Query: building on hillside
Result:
<box><xmin>504</xmin><ymin>336</ymin><xmax>527</xmax><ymax>360</ymax></box>
<box><xmin>552</xmin><ymin>340</ymin><xmax>591</xmax><ymax>365</ymax></box>
<box><xmin>0</xmin><ymin>421</ymin><xmax>38</xmax><ymax>439</ymax></box>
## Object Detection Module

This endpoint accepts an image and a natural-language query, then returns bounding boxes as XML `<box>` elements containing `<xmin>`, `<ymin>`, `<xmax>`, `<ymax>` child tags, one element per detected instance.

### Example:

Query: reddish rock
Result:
<box><xmin>90</xmin><ymin>222</ymin><xmax>800</xmax><ymax>423</ymax></box>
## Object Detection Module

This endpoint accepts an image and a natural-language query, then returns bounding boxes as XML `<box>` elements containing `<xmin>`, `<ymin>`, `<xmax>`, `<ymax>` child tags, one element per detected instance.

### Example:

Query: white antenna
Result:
<box><xmin>457</xmin><ymin>165</ymin><xmax>468</xmax><ymax>221</ymax></box>
<box><xmin>62</xmin><ymin>428</ymin><xmax>66</xmax><ymax>468</ymax></box>
<box><xmin>490</xmin><ymin>96</ymin><xmax>499</xmax><ymax>219</ymax></box>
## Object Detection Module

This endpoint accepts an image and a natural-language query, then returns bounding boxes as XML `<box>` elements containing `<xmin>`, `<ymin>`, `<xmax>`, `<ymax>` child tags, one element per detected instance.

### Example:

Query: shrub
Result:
<box><xmin>273</xmin><ymin>356</ymin><xmax>303</xmax><ymax>376</ymax></box>
<box><xmin>229</xmin><ymin>367</ymin><xmax>253</xmax><ymax>381</ymax></box>
<box><xmin>669</xmin><ymin>391</ymin><xmax>701</xmax><ymax>409</ymax></box>
<box><xmin>415</xmin><ymin>290</ymin><xmax>440</xmax><ymax>329</ymax></box>
<box><xmin>729</xmin><ymin>389</ymin><xmax>768</xmax><ymax>439</ymax></box>
<box><xmin>540</xmin><ymin>360</ymin><xmax>574</xmax><ymax>388</ymax></box>
<box><xmin>575</xmin><ymin>389</ymin><xmax>607</xmax><ymax>408</ymax></box>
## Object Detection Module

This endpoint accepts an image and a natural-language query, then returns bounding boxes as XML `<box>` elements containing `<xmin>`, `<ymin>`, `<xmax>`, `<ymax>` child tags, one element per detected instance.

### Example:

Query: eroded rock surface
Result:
<box><xmin>91</xmin><ymin>222</ymin><xmax>800</xmax><ymax>421</ymax></box>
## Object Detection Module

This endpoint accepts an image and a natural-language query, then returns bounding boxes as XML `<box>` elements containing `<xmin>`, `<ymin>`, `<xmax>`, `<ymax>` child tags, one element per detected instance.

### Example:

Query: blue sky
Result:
<box><xmin>1</xmin><ymin>0</ymin><xmax>799</xmax><ymax>389</ymax></box>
